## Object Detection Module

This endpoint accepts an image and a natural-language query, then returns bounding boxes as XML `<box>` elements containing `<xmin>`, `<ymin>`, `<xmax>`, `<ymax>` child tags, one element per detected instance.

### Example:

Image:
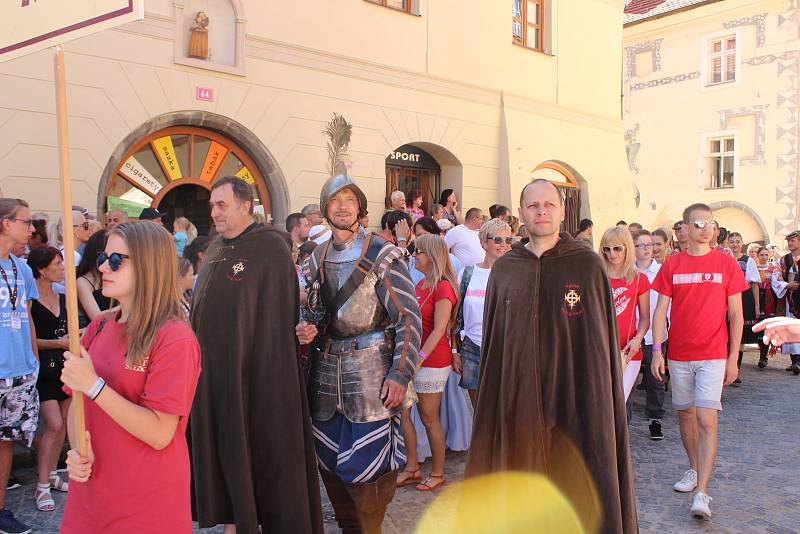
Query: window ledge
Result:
<box><xmin>704</xmin><ymin>186</ymin><xmax>735</xmax><ymax>190</ymax></box>
<box><xmin>174</xmin><ymin>56</ymin><xmax>246</xmax><ymax>77</ymax></box>
<box><xmin>512</xmin><ymin>41</ymin><xmax>553</xmax><ymax>56</ymax></box>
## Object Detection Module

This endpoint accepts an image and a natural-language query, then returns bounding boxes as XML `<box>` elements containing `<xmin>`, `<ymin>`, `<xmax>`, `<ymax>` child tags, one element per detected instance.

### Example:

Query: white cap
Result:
<box><xmin>309</xmin><ymin>224</ymin><xmax>332</xmax><ymax>244</ymax></box>
<box><xmin>437</xmin><ymin>219</ymin><xmax>453</xmax><ymax>231</ymax></box>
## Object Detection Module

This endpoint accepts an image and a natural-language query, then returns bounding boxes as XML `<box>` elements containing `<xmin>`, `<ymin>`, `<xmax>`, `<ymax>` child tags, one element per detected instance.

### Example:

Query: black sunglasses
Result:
<box><xmin>486</xmin><ymin>236</ymin><xmax>514</xmax><ymax>245</ymax></box>
<box><xmin>73</xmin><ymin>221</ymin><xmax>90</xmax><ymax>231</ymax></box>
<box><xmin>96</xmin><ymin>252</ymin><xmax>130</xmax><ymax>272</ymax></box>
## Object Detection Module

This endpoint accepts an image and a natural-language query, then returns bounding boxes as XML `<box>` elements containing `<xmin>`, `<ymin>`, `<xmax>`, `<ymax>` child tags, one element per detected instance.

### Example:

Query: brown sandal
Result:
<box><xmin>416</xmin><ymin>474</ymin><xmax>447</xmax><ymax>491</ymax></box>
<box><xmin>396</xmin><ymin>467</ymin><xmax>422</xmax><ymax>487</ymax></box>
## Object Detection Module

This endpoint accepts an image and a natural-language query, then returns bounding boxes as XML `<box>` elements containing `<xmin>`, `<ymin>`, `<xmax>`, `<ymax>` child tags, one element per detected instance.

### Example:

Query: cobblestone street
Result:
<box><xmin>5</xmin><ymin>350</ymin><xmax>798</xmax><ymax>533</ymax></box>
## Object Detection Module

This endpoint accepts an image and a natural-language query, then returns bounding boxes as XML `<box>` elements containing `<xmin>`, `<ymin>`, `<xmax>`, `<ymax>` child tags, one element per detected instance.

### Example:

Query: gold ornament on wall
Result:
<box><xmin>188</xmin><ymin>11</ymin><xmax>210</xmax><ymax>59</ymax></box>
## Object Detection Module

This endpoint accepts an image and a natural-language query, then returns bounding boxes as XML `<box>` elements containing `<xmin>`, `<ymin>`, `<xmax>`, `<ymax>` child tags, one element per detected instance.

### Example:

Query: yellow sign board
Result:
<box><xmin>0</xmin><ymin>1</ymin><xmax>144</xmax><ymax>62</ymax></box>
<box><xmin>235</xmin><ymin>166</ymin><xmax>255</xmax><ymax>185</ymax></box>
<box><xmin>200</xmin><ymin>141</ymin><xmax>229</xmax><ymax>183</ymax></box>
<box><xmin>152</xmin><ymin>136</ymin><xmax>183</xmax><ymax>181</ymax></box>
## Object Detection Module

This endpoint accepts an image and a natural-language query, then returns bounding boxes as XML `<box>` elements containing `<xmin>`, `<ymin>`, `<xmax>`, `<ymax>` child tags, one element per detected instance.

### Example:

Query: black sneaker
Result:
<box><xmin>649</xmin><ymin>420</ymin><xmax>664</xmax><ymax>440</ymax></box>
<box><xmin>733</xmin><ymin>377</ymin><xmax>742</xmax><ymax>384</ymax></box>
<box><xmin>5</xmin><ymin>476</ymin><xmax>20</xmax><ymax>491</ymax></box>
<box><xmin>758</xmin><ymin>356</ymin><xmax>768</xmax><ymax>369</ymax></box>
<box><xmin>0</xmin><ymin>508</ymin><xmax>31</xmax><ymax>534</ymax></box>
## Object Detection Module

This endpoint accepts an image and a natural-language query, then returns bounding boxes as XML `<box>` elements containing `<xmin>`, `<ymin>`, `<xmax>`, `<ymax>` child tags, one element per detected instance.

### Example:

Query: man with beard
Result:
<box><xmin>296</xmin><ymin>174</ymin><xmax>421</xmax><ymax>534</ymax></box>
<box><xmin>465</xmin><ymin>179</ymin><xmax>638</xmax><ymax>533</ymax></box>
<box><xmin>190</xmin><ymin>176</ymin><xmax>322</xmax><ymax>533</ymax></box>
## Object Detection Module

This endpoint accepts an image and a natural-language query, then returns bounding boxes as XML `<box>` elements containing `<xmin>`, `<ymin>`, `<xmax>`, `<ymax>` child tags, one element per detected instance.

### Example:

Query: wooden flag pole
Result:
<box><xmin>54</xmin><ymin>44</ymin><xmax>87</xmax><ymax>456</ymax></box>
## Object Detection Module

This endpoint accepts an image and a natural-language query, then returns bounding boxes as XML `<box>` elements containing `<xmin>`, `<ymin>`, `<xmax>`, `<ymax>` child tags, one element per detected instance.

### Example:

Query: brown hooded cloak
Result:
<box><xmin>190</xmin><ymin>224</ymin><xmax>323</xmax><ymax>533</ymax></box>
<box><xmin>466</xmin><ymin>233</ymin><xmax>638</xmax><ymax>534</ymax></box>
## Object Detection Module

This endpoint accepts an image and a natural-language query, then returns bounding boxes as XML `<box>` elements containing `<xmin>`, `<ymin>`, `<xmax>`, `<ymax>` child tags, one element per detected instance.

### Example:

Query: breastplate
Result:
<box><xmin>322</xmin><ymin>232</ymin><xmax>389</xmax><ymax>338</ymax></box>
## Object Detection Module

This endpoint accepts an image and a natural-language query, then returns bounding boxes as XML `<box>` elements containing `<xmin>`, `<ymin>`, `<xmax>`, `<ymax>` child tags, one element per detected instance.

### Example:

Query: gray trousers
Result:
<box><xmin>640</xmin><ymin>342</ymin><xmax>667</xmax><ymax>420</ymax></box>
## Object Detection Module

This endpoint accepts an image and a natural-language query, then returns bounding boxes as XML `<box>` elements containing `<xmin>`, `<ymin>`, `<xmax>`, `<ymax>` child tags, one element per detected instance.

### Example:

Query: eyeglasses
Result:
<box><xmin>96</xmin><ymin>252</ymin><xmax>130</xmax><ymax>272</ymax></box>
<box><xmin>634</xmin><ymin>243</ymin><xmax>653</xmax><ymax>249</ymax></box>
<box><xmin>73</xmin><ymin>222</ymin><xmax>90</xmax><ymax>231</ymax></box>
<box><xmin>692</xmin><ymin>219</ymin><xmax>718</xmax><ymax>229</ymax></box>
<box><xmin>601</xmin><ymin>245</ymin><xmax>626</xmax><ymax>254</ymax></box>
<box><xmin>13</xmin><ymin>219</ymin><xmax>33</xmax><ymax>228</ymax></box>
<box><xmin>486</xmin><ymin>236</ymin><xmax>514</xmax><ymax>245</ymax></box>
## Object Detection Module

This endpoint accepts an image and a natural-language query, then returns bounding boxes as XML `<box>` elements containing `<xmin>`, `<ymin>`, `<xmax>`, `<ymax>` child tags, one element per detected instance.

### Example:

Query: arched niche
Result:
<box><xmin>173</xmin><ymin>0</ymin><xmax>246</xmax><ymax>75</ymax></box>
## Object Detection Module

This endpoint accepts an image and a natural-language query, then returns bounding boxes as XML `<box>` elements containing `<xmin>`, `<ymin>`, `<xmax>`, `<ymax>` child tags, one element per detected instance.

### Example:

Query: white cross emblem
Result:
<box><xmin>232</xmin><ymin>262</ymin><xmax>245</xmax><ymax>275</ymax></box>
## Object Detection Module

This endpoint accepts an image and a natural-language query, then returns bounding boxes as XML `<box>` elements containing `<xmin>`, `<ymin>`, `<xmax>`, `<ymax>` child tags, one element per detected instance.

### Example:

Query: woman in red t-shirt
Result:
<box><xmin>398</xmin><ymin>234</ymin><xmax>459</xmax><ymax>492</ymax></box>
<box><xmin>600</xmin><ymin>226</ymin><xmax>650</xmax><ymax>406</ymax></box>
<box><xmin>60</xmin><ymin>222</ymin><xmax>201</xmax><ymax>533</ymax></box>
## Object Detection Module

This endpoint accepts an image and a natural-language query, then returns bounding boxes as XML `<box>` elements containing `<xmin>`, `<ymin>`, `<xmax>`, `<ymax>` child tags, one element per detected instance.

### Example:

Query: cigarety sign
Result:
<box><xmin>0</xmin><ymin>0</ymin><xmax>144</xmax><ymax>62</ymax></box>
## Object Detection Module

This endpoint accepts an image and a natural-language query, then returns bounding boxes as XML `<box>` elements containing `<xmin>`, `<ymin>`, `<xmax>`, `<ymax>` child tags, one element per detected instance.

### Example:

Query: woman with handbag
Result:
<box><xmin>59</xmin><ymin>221</ymin><xmax>201</xmax><ymax>533</ymax></box>
<box><xmin>28</xmin><ymin>246</ymin><xmax>72</xmax><ymax>511</ymax></box>
<box><xmin>599</xmin><ymin>226</ymin><xmax>650</xmax><ymax>416</ymax></box>
<box><xmin>454</xmin><ymin>218</ymin><xmax>513</xmax><ymax>406</ymax></box>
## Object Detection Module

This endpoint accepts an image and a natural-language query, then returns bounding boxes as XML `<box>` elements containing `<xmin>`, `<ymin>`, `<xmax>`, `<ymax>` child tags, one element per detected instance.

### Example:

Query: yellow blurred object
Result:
<box><xmin>416</xmin><ymin>472</ymin><xmax>587</xmax><ymax>534</ymax></box>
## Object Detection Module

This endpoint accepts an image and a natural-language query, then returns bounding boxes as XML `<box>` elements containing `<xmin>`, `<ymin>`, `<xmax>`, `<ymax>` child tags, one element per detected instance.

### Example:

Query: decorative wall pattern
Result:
<box><xmin>723</xmin><ymin>13</ymin><xmax>767</xmax><ymax>47</ymax></box>
<box><xmin>718</xmin><ymin>105</ymin><xmax>768</xmax><ymax>165</ymax></box>
<box><xmin>774</xmin><ymin>49</ymin><xmax>800</xmax><ymax>235</ymax></box>
<box><xmin>625</xmin><ymin>39</ymin><xmax>664</xmax><ymax>78</ymax></box>
<box><xmin>630</xmin><ymin>71</ymin><xmax>700</xmax><ymax>92</ymax></box>
<box><xmin>625</xmin><ymin>123</ymin><xmax>640</xmax><ymax>175</ymax></box>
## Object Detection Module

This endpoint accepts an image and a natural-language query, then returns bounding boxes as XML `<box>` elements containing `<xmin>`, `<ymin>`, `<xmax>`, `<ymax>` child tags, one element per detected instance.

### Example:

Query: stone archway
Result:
<box><xmin>708</xmin><ymin>200</ymin><xmax>771</xmax><ymax>244</ymax></box>
<box><xmin>384</xmin><ymin>141</ymin><xmax>463</xmax><ymax>210</ymax></box>
<box><xmin>531</xmin><ymin>159</ymin><xmax>591</xmax><ymax>235</ymax></box>
<box><xmin>97</xmin><ymin>111</ymin><xmax>290</xmax><ymax>228</ymax></box>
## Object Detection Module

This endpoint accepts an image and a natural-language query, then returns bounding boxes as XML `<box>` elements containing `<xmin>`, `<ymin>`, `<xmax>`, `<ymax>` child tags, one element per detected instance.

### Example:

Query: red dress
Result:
<box><xmin>61</xmin><ymin>313</ymin><xmax>201</xmax><ymax>534</ymax></box>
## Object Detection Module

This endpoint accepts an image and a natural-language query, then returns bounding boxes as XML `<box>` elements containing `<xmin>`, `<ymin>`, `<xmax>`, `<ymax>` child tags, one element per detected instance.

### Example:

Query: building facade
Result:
<box><xmin>0</xmin><ymin>0</ymin><xmax>633</xmax><ymax>233</ymax></box>
<box><xmin>624</xmin><ymin>0</ymin><xmax>800</xmax><ymax>244</ymax></box>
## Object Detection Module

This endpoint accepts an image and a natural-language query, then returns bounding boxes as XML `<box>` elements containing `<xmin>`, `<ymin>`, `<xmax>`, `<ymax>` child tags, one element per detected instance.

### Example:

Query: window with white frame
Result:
<box><xmin>708</xmin><ymin>35</ymin><xmax>737</xmax><ymax>85</ymax></box>
<box><xmin>707</xmin><ymin>137</ymin><xmax>735</xmax><ymax>188</ymax></box>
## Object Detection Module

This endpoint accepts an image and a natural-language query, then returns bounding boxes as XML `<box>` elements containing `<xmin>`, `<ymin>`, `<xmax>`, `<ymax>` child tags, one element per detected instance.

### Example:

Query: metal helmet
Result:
<box><xmin>319</xmin><ymin>174</ymin><xmax>368</xmax><ymax>220</ymax></box>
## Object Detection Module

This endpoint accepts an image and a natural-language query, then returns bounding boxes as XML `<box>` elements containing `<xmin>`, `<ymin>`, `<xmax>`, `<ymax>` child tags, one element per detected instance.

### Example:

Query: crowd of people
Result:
<box><xmin>0</xmin><ymin>175</ymin><xmax>797</xmax><ymax>533</ymax></box>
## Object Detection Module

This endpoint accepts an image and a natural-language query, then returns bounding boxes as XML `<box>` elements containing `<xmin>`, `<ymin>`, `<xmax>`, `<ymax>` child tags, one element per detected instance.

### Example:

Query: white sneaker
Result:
<box><xmin>673</xmin><ymin>469</ymin><xmax>698</xmax><ymax>492</ymax></box>
<box><xmin>690</xmin><ymin>492</ymin><xmax>712</xmax><ymax>519</ymax></box>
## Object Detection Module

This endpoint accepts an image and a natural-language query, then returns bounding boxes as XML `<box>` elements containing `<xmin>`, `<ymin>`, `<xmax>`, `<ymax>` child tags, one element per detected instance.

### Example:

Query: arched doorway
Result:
<box><xmin>530</xmin><ymin>161</ymin><xmax>586</xmax><ymax>236</ymax></box>
<box><xmin>105</xmin><ymin>126</ymin><xmax>269</xmax><ymax>233</ymax></box>
<box><xmin>158</xmin><ymin>184</ymin><xmax>212</xmax><ymax>235</ymax></box>
<box><xmin>99</xmin><ymin>112</ymin><xmax>290</xmax><ymax>233</ymax></box>
<box><xmin>385</xmin><ymin>144</ymin><xmax>441</xmax><ymax>213</ymax></box>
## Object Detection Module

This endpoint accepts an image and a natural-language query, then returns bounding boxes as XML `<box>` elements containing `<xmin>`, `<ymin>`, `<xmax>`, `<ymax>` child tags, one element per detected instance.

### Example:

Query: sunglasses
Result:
<box><xmin>96</xmin><ymin>252</ymin><xmax>130</xmax><ymax>272</ymax></box>
<box><xmin>692</xmin><ymin>219</ymin><xmax>718</xmax><ymax>229</ymax></box>
<box><xmin>487</xmin><ymin>236</ymin><xmax>514</xmax><ymax>245</ymax></box>
<box><xmin>601</xmin><ymin>245</ymin><xmax>626</xmax><ymax>254</ymax></box>
<box><xmin>73</xmin><ymin>222</ymin><xmax>90</xmax><ymax>231</ymax></box>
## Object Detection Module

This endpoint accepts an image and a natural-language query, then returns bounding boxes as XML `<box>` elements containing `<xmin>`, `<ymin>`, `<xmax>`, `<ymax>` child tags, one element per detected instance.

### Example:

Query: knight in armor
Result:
<box><xmin>296</xmin><ymin>174</ymin><xmax>422</xmax><ymax>533</ymax></box>
<box><xmin>771</xmin><ymin>230</ymin><xmax>800</xmax><ymax>375</ymax></box>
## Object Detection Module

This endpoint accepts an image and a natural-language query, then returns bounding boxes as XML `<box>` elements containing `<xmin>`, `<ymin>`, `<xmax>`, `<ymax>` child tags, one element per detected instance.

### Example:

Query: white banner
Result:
<box><xmin>0</xmin><ymin>0</ymin><xmax>144</xmax><ymax>62</ymax></box>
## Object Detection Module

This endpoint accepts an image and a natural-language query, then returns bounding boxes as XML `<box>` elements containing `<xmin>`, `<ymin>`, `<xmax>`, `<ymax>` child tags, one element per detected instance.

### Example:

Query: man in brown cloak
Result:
<box><xmin>466</xmin><ymin>179</ymin><xmax>638</xmax><ymax>533</ymax></box>
<box><xmin>190</xmin><ymin>176</ymin><xmax>323</xmax><ymax>533</ymax></box>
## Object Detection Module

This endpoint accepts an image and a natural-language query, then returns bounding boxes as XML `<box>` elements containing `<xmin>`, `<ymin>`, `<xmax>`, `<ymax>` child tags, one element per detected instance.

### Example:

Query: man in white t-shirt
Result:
<box><xmin>634</xmin><ymin>230</ymin><xmax>668</xmax><ymax>441</ymax></box>
<box><xmin>444</xmin><ymin>208</ymin><xmax>484</xmax><ymax>267</ymax></box>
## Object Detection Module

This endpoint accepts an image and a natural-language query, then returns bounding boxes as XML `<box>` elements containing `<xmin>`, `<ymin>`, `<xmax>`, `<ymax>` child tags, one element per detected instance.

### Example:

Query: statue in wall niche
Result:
<box><xmin>188</xmin><ymin>11</ymin><xmax>210</xmax><ymax>59</ymax></box>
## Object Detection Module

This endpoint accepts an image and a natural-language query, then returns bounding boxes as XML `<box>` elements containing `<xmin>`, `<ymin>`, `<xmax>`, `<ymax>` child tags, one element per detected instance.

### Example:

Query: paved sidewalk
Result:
<box><xmin>4</xmin><ymin>350</ymin><xmax>798</xmax><ymax>533</ymax></box>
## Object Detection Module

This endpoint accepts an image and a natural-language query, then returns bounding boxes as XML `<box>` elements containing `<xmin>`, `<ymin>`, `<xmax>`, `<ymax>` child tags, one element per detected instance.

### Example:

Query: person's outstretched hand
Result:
<box><xmin>753</xmin><ymin>317</ymin><xmax>800</xmax><ymax>347</ymax></box>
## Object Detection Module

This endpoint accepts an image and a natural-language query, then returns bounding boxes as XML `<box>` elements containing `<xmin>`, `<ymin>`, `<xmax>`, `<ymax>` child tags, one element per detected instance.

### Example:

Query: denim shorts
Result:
<box><xmin>459</xmin><ymin>336</ymin><xmax>481</xmax><ymax>390</ymax></box>
<box><xmin>669</xmin><ymin>359</ymin><xmax>727</xmax><ymax>411</ymax></box>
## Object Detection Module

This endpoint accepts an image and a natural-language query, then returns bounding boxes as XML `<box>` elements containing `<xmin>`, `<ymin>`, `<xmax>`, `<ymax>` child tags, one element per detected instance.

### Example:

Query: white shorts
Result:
<box><xmin>413</xmin><ymin>366</ymin><xmax>451</xmax><ymax>394</ymax></box>
<box><xmin>669</xmin><ymin>359</ymin><xmax>727</xmax><ymax>411</ymax></box>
